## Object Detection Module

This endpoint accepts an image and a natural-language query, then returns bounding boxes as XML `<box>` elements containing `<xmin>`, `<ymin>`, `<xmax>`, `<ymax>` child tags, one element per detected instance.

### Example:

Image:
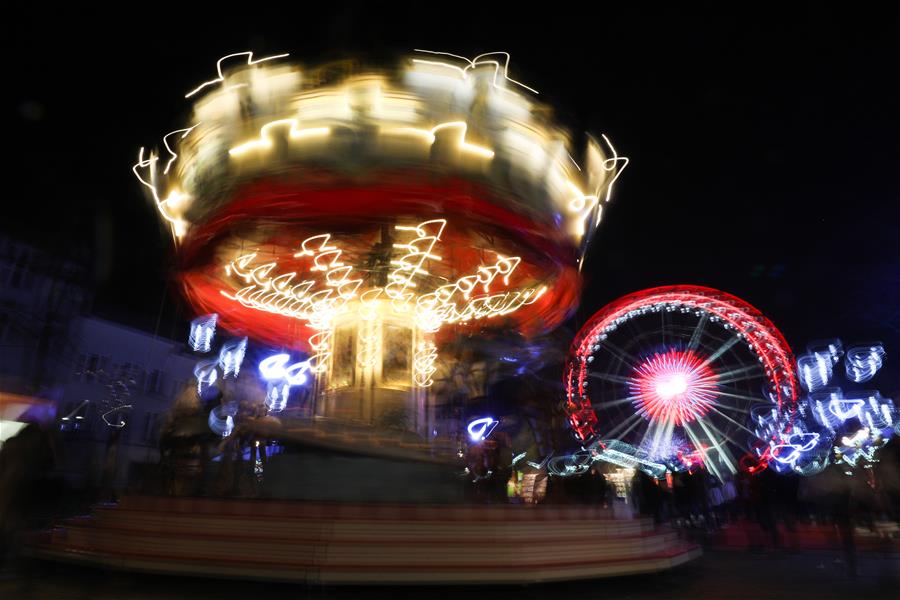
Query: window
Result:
<box><xmin>9</xmin><ymin>250</ymin><xmax>33</xmax><ymax>290</ymax></box>
<box><xmin>142</xmin><ymin>413</ymin><xmax>160</xmax><ymax>443</ymax></box>
<box><xmin>329</xmin><ymin>324</ymin><xmax>356</xmax><ymax>388</ymax></box>
<box><xmin>74</xmin><ymin>353</ymin><xmax>86</xmax><ymax>378</ymax></box>
<box><xmin>85</xmin><ymin>354</ymin><xmax>101</xmax><ymax>381</ymax></box>
<box><xmin>146</xmin><ymin>369</ymin><xmax>163</xmax><ymax>395</ymax></box>
<box><xmin>382</xmin><ymin>323</ymin><xmax>412</xmax><ymax>387</ymax></box>
<box><xmin>117</xmin><ymin>362</ymin><xmax>144</xmax><ymax>389</ymax></box>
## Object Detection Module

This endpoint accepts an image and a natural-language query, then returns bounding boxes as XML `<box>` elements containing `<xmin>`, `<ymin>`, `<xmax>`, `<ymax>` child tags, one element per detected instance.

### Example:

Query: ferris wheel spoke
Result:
<box><xmin>661</xmin><ymin>307</ymin><xmax>668</xmax><ymax>347</ymax></box>
<box><xmin>604</xmin><ymin>410</ymin><xmax>645</xmax><ymax>440</ymax></box>
<box><xmin>714</xmin><ymin>387</ymin><xmax>765</xmax><ymax>406</ymax></box>
<box><xmin>642</xmin><ymin>415</ymin><xmax>676</xmax><ymax>458</ymax></box>
<box><xmin>687</xmin><ymin>312</ymin><xmax>709</xmax><ymax>352</ymax></box>
<box><xmin>689</xmin><ymin>415</ymin><xmax>739</xmax><ymax>475</ymax></box>
<box><xmin>587</xmin><ymin>372</ymin><xmax>633</xmax><ymax>386</ymax></box>
<box><xmin>593</xmin><ymin>394</ymin><xmax>641</xmax><ymax>409</ymax></box>
<box><xmin>682</xmin><ymin>421</ymin><xmax>724</xmax><ymax>480</ymax></box>
<box><xmin>689</xmin><ymin>406</ymin><xmax>741</xmax><ymax>450</ymax></box>
<box><xmin>699</xmin><ymin>335</ymin><xmax>741</xmax><ymax>368</ymax></box>
<box><xmin>683</xmin><ymin>418</ymin><xmax>738</xmax><ymax>478</ymax></box>
<box><xmin>594</xmin><ymin>339</ymin><xmax>642</xmax><ymax>369</ymax></box>
<box><xmin>704</xmin><ymin>403</ymin><xmax>758</xmax><ymax>436</ymax></box>
<box><xmin>714</xmin><ymin>364</ymin><xmax>763</xmax><ymax>386</ymax></box>
<box><xmin>625</xmin><ymin>318</ymin><xmax>656</xmax><ymax>362</ymax></box>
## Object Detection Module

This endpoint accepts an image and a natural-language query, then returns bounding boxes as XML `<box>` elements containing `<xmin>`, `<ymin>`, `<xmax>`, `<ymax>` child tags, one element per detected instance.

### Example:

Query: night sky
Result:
<box><xmin>7</xmin><ymin>4</ymin><xmax>900</xmax><ymax>385</ymax></box>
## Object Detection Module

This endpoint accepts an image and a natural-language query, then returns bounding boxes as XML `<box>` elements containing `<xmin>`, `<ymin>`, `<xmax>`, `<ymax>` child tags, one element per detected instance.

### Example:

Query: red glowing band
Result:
<box><xmin>177</xmin><ymin>177</ymin><xmax>582</xmax><ymax>349</ymax></box>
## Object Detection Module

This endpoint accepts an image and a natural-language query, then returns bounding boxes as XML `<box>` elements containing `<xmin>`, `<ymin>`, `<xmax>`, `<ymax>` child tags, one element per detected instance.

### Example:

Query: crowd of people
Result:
<box><xmin>629</xmin><ymin>441</ymin><xmax>900</xmax><ymax>534</ymax></box>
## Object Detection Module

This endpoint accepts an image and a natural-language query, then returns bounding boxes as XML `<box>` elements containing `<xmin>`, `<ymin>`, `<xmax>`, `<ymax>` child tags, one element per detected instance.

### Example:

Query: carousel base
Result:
<box><xmin>29</xmin><ymin>496</ymin><xmax>699</xmax><ymax>584</ymax></box>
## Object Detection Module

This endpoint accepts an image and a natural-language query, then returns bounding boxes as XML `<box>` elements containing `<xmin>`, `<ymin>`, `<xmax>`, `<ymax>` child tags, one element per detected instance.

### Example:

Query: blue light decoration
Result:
<box><xmin>809</xmin><ymin>388</ymin><xmax>846</xmax><ymax>431</ymax></box>
<box><xmin>548</xmin><ymin>452</ymin><xmax>593</xmax><ymax>477</ymax></box>
<box><xmin>807</xmin><ymin>339</ymin><xmax>843</xmax><ymax>365</ymax></box>
<box><xmin>828</xmin><ymin>395</ymin><xmax>867</xmax><ymax>422</ymax></box>
<box><xmin>753</xmin><ymin>337</ymin><xmax>897</xmax><ymax>476</ymax></box>
<box><xmin>750</xmin><ymin>400</ymin><xmax>833</xmax><ymax>475</ymax></box>
<box><xmin>265</xmin><ymin>383</ymin><xmax>292</xmax><ymax>413</ymax></box>
<box><xmin>769</xmin><ymin>431</ymin><xmax>821</xmax><ymax>469</ymax></box>
<box><xmin>218</xmin><ymin>337</ymin><xmax>248</xmax><ymax>378</ymax></box>
<box><xmin>797</xmin><ymin>352</ymin><xmax>833</xmax><ymax>392</ymax></box>
<box><xmin>193</xmin><ymin>358</ymin><xmax>218</xmax><ymax>396</ymax></box>
<box><xmin>511</xmin><ymin>451</ymin><xmax>528</xmax><ymax>467</ymax></box>
<box><xmin>258</xmin><ymin>353</ymin><xmax>310</xmax><ymax>413</ymax></box>
<box><xmin>860</xmin><ymin>394</ymin><xmax>895</xmax><ymax>431</ymax></box>
<box><xmin>546</xmin><ymin>439</ymin><xmax>668</xmax><ymax>479</ymax></box>
<box><xmin>594</xmin><ymin>439</ymin><xmax>668</xmax><ymax>478</ymax></box>
<box><xmin>844</xmin><ymin>344</ymin><xmax>885</xmax><ymax>383</ymax></box>
<box><xmin>208</xmin><ymin>403</ymin><xmax>237</xmax><ymax>437</ymax></box>
<box><xmin>467</xmin><ymin>417</ymin><xmax>499</xmax><ymax>442</ymax></box>
<box><xmin>189</xmin><ymin>314</ymin><xmax>218</xmax><ymax>353</ymax></box>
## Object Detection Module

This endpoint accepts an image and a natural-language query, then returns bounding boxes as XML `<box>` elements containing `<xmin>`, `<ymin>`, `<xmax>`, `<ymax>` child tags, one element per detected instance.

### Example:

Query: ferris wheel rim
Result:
<box><xmin>565</xmin><ymin>285</ymin><xmax>799</xmax><ymax>444</ymax></box>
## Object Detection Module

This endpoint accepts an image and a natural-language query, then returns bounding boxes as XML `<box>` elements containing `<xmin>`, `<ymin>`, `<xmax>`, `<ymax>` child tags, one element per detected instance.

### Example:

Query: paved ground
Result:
<box><xmin>2</xmin><ymin>550</ymin><xmax>898</xmax><ymax>599</ymax></box>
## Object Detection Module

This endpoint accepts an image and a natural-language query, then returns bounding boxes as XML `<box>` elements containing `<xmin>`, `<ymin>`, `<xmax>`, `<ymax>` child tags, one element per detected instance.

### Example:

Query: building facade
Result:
<box><xmin>55</xmin><ymin>317</ymin><xmax>196</xmax><ymax>489</ymax></box>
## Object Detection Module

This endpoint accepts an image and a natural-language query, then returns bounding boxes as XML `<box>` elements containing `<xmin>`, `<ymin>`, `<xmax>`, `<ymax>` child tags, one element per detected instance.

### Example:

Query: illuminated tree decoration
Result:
<box><xmin>189</xmin><ymin>314</ymin><xmax>218</xmax><ymax>353</ymax></box>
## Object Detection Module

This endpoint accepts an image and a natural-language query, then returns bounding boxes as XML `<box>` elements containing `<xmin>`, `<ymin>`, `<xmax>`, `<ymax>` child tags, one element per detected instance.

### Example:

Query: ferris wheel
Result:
<box><xmin>565</xmin><ymin>285</ymin><xmax>799</xmax><ymax>479</ymax></box>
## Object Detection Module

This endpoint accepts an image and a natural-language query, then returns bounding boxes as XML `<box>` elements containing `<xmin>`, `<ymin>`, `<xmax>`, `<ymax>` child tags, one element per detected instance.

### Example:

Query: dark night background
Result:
<box><xmin>6</xmin><ymin>3</ymin><xmax>900</xmax><ymax>386</ymax></box>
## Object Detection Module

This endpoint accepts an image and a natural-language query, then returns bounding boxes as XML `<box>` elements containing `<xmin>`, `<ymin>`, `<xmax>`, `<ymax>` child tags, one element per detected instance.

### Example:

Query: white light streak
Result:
<box><xmin>413</xmin><ymin>50</ymin><xmax>539</xmax><ymax>94</ymax></box>
<box><xmin>413</xmin><ymin>340</ymin><xmax>438</xmax><ymax>387</ymax></box>
<box><xmin>467</xmin><ymin>416</ymin><xmax>499</xmax><ymax>442</ymax></box>
<box><xmin>186</xmin><ymin>51</ymin><xmax>290</xmax><ymax>98</ymax></box>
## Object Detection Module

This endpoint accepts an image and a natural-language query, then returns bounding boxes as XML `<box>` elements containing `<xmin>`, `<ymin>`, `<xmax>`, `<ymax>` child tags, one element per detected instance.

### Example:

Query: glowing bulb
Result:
<box><xmin>655</xmin><ymin>374</ymin><xmax>688</xmax><ymax>399</ymax></box>
<box><xmin>630</xmin><ymin>349</ymin><xmax>718</xmax><ymax>426</ymax></box>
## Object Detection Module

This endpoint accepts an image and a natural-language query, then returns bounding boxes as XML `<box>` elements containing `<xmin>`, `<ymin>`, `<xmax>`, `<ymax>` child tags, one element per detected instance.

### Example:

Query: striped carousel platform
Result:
<box><xmin>29</xmin><ymin>496</ymin><xmax>700</xmax><ymax>584</ymax></box>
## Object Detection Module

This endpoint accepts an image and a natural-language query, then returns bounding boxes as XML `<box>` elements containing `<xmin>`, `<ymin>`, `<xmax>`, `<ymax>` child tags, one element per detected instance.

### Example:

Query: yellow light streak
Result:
<box><xmin>228</xmin><ymin>119</ymin><xmax>330</xmax><ymax>157</ymax></box>
<box><xmin>414</xmin><ymin>340</ymin><xmax>438</xmax><ymax>387</ymax></box>
<box><xmin>132</xmin><ymin>146</ymin><xmax>191</xmax><ymax>241</ymax></box>
<box><xmin>385</xmin><ymin>122</ymin><xmax>495</xmax><ymax>159</ymax></box>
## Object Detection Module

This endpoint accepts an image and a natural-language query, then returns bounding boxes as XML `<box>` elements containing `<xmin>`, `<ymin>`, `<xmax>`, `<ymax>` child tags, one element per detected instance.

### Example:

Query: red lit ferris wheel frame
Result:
<box><xmin>565</xmin><ymin>285</ymin><xmax>800</xmax><ymax>444</ymax></box>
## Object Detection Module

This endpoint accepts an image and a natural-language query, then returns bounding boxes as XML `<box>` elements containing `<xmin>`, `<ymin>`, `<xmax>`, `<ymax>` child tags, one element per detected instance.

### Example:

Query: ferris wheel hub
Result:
<box><xmin>656</xmin><ymin>375</ymin><xmax>688</xmax><ymax>399</ymax></box>
<box><xmin>632</xmin><ymin>349</ymin><xmax>718</xmax><ymax>427</ymax></box>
